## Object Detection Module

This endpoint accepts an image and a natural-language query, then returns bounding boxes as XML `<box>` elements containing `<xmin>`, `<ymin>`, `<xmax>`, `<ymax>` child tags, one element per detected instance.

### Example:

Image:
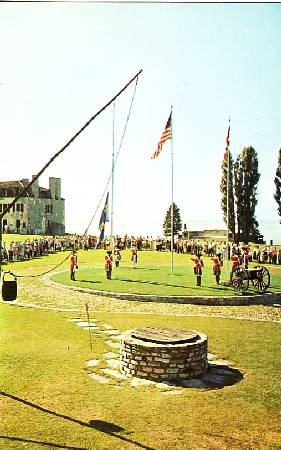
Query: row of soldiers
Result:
<box><xmin>191</xmin><ymin>246</ymin><xmax>250</xmax><ymax>286</ymax></box>
<box><xmin>69</xmin><ymin>247</ymin><xmax>138</xmax><ymax>281</ymax></box>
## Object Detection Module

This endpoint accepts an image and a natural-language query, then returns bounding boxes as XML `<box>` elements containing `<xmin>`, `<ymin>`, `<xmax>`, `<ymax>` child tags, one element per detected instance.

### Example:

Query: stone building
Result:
<box><xmin>0</xmin><ymin>176</ymin><xmax>65</xmax><ymax>235</ymax></box>
<box><xmin>186</xmin><ymin>229</ymin><xmax>228</xmax><ymax>240</ymax></box>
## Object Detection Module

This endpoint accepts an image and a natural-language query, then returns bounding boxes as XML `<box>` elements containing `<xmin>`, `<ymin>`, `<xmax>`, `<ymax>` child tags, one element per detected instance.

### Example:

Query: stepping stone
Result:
<box><xmin>89</xmin><ymin>373</ymin><xmax>111</xmax><ymax>384</ymax></box>
<box><xmin>162</xmin><ymin>390</ymin><xmax>183</xmax><ymax>395</ymax></box>
<box><xmin>101</xmin><ymin>330</ymin><xmax>120</xmax><ymax>335</ymax></box>
<box><xmin>181</xmin><ymin>379</ymin><xmax>208</xmax><ymax>389</ymax></box>
<box><xmin>86</xmin><ymin>359</ymin><xmax>100</xmax><ymax>367</ymax></box>
<box><xmin>101</xmin><ymin>369</ymin><xmax>127</xmax><ymax>380</ymax></box>
<box><xmin>67</xmin><ymin>318</ymin><xmax>82</xmax><ymax>323</ymax></box>
<box><xmin>208</xmin><ymin>359</ymin><xmax>230</xmax><ymax>366</ymax></box>
<box><xmin>201</xmin><ymin>373</ymin><xmax>226</xmax><ymax>384</ymax></box>
<box><xmin>155</xmin><ymin>382</ymin><xmax>178</xmax><ymax>390</ymax></box>
<box><xmin>106</xmin><ymin>359</ymin><xmax>120</xmax><ymax>369</ymax></box>
<box><xmin>75</xmin><ymin>321</ymin><xmax>97</xmax><ymax>327</ymax></box>
<box><xmin>131</xmin><ymin>377</ymin><xmax>155</xmax><ymax>387</ymax></box>
<box><xmin>103</xmin><ymin>352</ymin><xmax>119</xmax><ymax>359</ymax></box>
<box><xmin>82</xmin><ymin>326</ymin><xmax>100</xmax><ymax>331</ymax></box>
<box><xmin>105</xmin><ymin>340</ymin><xmax>120</xmax><ymax>349</ymax></box>
<box><xmin>101</xmin><ymin>324</ymin><xmax>116</xmax><ymax>330</ymax></box>
<box><xmin>208</xmin><ymin>365</ymin><xmax>235</xmax><ymax>376</ymax></box>
<box><xmin>207</xmin><ymin>353</ymin><xmax>219</xmax><ymax>360</ymax></box>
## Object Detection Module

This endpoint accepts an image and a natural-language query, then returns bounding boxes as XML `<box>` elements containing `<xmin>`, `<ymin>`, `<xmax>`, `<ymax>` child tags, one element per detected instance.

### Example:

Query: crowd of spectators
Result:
<box><xmin>1</xmin><ymin>233</ymin><xmax>281</xmax><ymax>265</ymax></box>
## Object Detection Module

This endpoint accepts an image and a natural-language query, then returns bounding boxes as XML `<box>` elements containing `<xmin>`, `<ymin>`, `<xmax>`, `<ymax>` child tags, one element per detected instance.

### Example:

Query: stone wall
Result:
<box><xmin>0</xmin><ymin>177</ymin><xmax>65</xmax><ymax>235</ymax></box>
<box><xmin>120</xmin><ymin>329</ymin><xmax>208</xmax><ymax>382</ymax></box>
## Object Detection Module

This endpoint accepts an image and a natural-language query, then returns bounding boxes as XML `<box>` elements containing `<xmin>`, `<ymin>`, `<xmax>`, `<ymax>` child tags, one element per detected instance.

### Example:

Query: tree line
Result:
<box><xmin>220</xmin><ymin>146</ymin><xmax>281</xmax><ymax>243</ymax></box>
<box><xmin>162</xmin><ymin>148</ymin><xmax>281</xmax><ymax>244</ymax></box>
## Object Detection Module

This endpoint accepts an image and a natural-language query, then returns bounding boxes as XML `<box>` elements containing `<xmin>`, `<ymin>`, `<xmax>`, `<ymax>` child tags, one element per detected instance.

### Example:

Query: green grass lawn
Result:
<box><xmin>1</xmin><ymin>303</ymin><xmax>280</xmax><ymax>450</ymax></box>
<box><xmin>2</xmin><ymin>233</ymin><xmax>53</xmax><ymax>244</ymax></box>
<box><xmin>50</xmin><ymin>249</ymin><xmax>281</xmax><ymax>297</ymax></box>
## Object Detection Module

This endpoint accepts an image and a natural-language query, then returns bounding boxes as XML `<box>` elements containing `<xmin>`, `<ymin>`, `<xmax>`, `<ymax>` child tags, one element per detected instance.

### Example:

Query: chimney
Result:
<box><xmin>31</xmin><ymin>175</ymin><xmax>39</xmax><ymax>198</ymax></box>
<box><xmin>49</xmin><ymin>177</ymin><xmax>61</xmax><ymax>200</ymax></box>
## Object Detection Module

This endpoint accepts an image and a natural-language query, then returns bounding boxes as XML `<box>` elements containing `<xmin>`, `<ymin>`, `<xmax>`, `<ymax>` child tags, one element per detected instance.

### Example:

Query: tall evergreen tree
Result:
<box><xmin>234</xmin><ymin>146</ymin><xmax>262</xmax><ymax>243</ymax></box>
<box><xmin>274</xmin><ymin>148</ymin><xmax>281</xmax><ymax>219</ymax></box>
<box><xmin>220</xmin><ymin>151</ymin><xmax>235</xmax><ymax>236</ymax></box>
<box><xmin>163</xmin><ymin>203</ymin><xmax>182</xmax><ymax>237</ymax></box>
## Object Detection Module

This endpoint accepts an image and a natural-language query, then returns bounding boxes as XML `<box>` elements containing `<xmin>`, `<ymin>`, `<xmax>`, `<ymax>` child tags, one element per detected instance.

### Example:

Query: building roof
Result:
<box><xmin>0</xmin><ymin>180</ymin><xmax>32</xmax><ymax>197</ymax></box>
<box><xmin>0</xmin><ymin>179</ymin><xmax>52</xmax><ymax>199</ymax></box>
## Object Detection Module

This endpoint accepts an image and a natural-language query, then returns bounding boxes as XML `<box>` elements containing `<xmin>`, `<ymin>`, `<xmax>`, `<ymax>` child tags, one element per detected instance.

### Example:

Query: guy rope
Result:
<box><xmin>0</xmin><ymin>70</ymin><xmax>143</xmax><ymax>280</ymax></box>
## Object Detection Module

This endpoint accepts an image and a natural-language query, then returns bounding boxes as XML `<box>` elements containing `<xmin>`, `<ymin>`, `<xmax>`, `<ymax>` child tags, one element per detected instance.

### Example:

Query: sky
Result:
<box><xmin>0</xmin><ymin>2</ymin><xmax>280</xmax><ymax>243</ymax></box>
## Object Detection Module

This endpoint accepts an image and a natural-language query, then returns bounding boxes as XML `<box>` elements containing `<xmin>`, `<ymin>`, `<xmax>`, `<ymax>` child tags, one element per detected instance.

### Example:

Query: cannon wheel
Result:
<box><xmin>251</xmin><ymin>265</ymin><xmax>270</xmax><ymax>292</ymax></box>
<box><xmin>230</xmin><ymin>267</ymin><xmax>249</xmax><ymax>293</ymax></box>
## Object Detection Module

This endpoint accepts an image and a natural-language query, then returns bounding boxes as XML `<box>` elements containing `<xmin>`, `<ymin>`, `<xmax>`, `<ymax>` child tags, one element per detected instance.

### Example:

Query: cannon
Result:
<box><xmin>230</xmin><ymin>265</ymin><xmax>270</xmax><ymax>294</ymax></box>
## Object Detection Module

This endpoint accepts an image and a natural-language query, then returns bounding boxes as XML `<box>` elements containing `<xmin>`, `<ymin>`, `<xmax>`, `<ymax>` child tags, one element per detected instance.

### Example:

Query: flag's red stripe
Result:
<box><xmin>151</xmin><ymin>117</ymin><xmax>172</xmax><ymax>159</ymax></box>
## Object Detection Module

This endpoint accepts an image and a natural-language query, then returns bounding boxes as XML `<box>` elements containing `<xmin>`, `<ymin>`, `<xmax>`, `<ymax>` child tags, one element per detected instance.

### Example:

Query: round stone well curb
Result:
<box><xmin>120</xmin><ymin>327</ymin><xmax>208</xmax><ymax>382</ymax></box>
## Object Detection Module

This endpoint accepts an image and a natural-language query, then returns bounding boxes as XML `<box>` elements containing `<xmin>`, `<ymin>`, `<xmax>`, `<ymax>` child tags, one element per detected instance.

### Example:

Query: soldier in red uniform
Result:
<box><xmin>105</xmin><ymin>250</ymin><xmax>113</xmax><ymax>279</ymax></box>
<box><xmin>191</xmin><ymin>254</ymin><xmax>204</xmax><ymax>286</ymax></box>
<box><xmin>70</xmin><ymin>251</ymin><xmax>78</xmax><ymax>281</ymax></box>
<box><xmin>230</xmin><ymin>254</ymin><xmax>241</xmax><ymax>271</ymax></box>
<box><xmin>211</xmin><ymin>255</ymin><xmax>223</xmax><ymax>285</ymax></box>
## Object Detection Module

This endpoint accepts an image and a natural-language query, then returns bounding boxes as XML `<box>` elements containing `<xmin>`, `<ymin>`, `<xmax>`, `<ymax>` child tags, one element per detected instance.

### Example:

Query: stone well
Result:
<box><xmin>120</xmin><ymin>327</ymin><xmax>208</xmax><ymax>382</ymax></box>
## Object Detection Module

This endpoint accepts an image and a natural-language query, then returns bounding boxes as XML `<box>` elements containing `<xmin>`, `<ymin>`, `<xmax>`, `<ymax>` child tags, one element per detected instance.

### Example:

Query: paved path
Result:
<box><xmin>9</xmin><ymin>271</ymin><xmax>281</xmax><ymax>323</ymax></box>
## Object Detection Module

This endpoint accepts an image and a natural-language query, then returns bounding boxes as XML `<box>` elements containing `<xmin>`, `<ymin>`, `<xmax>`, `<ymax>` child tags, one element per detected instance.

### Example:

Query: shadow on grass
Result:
<box><xmin>118</xmin><ymin>278</ymin><xmax>229</xmax><ymax>292</ymax></box>
<box><xmin>151</xmin><ymin>364</ymin><xmax>244</xmax><ymax>391</ymax></box>
<box><xmin>118</xmin><ymin>278</ymin><xmax>189</xmax><ymax>289</ymax></box>
<box><xmin>0</xmin><ymin>435</ymin><xmax>87</xmax><ymax>449</ymax></box>
<box><xmin>199</xmin><ymin>364</ymin><xmax>245</xmax><ymax>390</ymax></box>
<box><xmin>0</xmin><ymin>391</ymin><xmax>155</xmax><ymax>450</ymax></box>
<box><xmin>78</xmin><ymin>280</ymin><xmax>102</xmax><ymax>285</ymax></box>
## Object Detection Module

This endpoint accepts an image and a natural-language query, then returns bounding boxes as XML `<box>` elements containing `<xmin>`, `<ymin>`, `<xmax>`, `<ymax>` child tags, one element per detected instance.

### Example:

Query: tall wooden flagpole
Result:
<box><xmin>111</xmin><ymin>102</ymin><xmax>115</xmax><ymax>251</ymax></box>
<box><xmin>226</xmin><ymin>118</ymin><xmax>231</xmax><ymax>273</ymax></box>
<box><xmin>170</xmin><ymin>106</ymin><xmax>174</xmax><ymax>275</ymax></box>
<box><xmin>0</xmin><ymin>69</ymin><xmax>142</xmax><ymax>281</ymax></box>
<box><xmin>151</xmin><ymin>108</ymin><xmax>173</xmax><ymax>273</ymax></box>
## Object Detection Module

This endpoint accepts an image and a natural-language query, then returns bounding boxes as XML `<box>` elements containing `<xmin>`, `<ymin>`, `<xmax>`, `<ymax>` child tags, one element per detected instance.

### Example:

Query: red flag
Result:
<box><xmin>151</xmin><ymin>113</ymin><xmax>172</xmax><ymax>159</ymax></box>
<box><xmin>226</xmin><ymin>125</ymin><xmax>230</xmax><ymax>148</ymax></box>
<box><xmin>223</xmin><ymin>125</ymin><xmax>230</xmax><ymax>160</ymax></box>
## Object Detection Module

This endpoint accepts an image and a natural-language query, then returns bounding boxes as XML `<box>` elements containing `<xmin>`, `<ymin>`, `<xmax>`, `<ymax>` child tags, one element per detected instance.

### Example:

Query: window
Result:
<box><xmin>45</xmin><ymin>204</ymin><xmax>53</xmax><ymax>214</ymax></box>
<box><xmin>16</xmin><ymin>219</ymin><xmax>20</xmax><ymax>229</ymax></box>
<box><xmin>21</xmin><ymin>203</ymin><xmax>24</xmax><ymax>212</ymax></box>
<box><xmin>16</xmin><ymin>203</ymin><xmax>21</xmax><ymax>212</ymax></box>
<box><xmin>0</xmin><ymin>204</ymin><xmax>2</xmax><ymax>213</ymax></box>
<box><xmin>23</xmin><ymin>222</ymin><xmax>26</xmax><ymax>229</ymax></box>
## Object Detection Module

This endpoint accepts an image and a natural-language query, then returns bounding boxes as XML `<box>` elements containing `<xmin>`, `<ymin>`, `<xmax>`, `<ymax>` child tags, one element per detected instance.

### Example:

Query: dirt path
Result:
<box><xmin>10</xmin><ymin>272</ymin><xmax>281</xmax><ymax>323</ymax></box>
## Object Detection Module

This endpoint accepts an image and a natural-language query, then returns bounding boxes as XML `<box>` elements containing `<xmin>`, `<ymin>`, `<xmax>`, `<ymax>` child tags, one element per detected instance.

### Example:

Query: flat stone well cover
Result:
<box><xmin>131</xmin><ymin>327</ymin><xmax>199</xmax><ymax>344</ymax></box>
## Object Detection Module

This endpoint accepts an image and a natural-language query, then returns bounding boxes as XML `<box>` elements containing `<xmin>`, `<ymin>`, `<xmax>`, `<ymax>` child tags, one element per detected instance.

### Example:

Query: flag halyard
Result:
<box><xmin>151</xmin><ymin>113</ymin><xmax>172</xmax><ymax>159</ymax></box>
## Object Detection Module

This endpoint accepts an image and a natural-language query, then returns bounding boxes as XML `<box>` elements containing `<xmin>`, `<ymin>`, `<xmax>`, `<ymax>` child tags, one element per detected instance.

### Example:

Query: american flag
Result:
<box><xmin>151</xmin><ymin>113</ymin><xmax>172</xmax><ymax>159</ymax></box>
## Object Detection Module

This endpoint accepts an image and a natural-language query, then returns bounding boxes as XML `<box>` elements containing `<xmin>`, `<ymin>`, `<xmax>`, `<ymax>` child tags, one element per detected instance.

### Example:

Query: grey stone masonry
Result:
<box><xmin>120</xmin><ymin>329</ymin><xmax>208</xmax><ymax>382</ymax></box>
<box><xmin>0</xmin><ymin>176</ymin><xmax>65</xmax><ymax>235</ymax></box>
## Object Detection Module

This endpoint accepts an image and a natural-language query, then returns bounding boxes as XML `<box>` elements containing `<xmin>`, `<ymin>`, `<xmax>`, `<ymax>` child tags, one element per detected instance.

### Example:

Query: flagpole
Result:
<box><xmin>226</xmin><ymin>118</ymin><xmax>230</xmax><ymax>273</ymax></box>
<box><xmin>170</xmin><ymin>106</ymin><xmax>174</xmax><ymax>275</ymax></box>
<box><xmin>111</xmin><ymin>102</ymin><xmax>115</xmax><ymax>251</ymax></box>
